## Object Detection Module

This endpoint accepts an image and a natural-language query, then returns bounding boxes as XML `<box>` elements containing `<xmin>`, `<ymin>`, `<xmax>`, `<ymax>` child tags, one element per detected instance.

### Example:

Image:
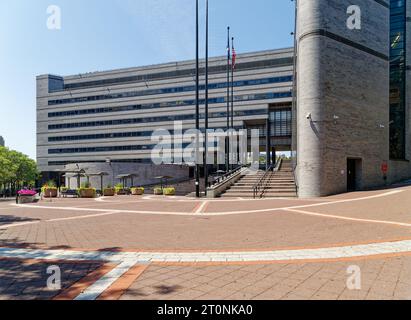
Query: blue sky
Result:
<box><xmin>0</xmin><ymin>0</ymin><xmax>295</xmax><ymax>159</ymax></box>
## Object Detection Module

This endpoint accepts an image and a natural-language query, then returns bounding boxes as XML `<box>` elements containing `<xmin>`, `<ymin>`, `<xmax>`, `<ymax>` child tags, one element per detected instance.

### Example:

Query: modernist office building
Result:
<box><xmin>37</xmin><ymin>0</ymin><xmax>411</xmax><ymax>197</ymax></box>
<box><xmin>37</xmin><ymin>49</ymin><xmax>294</xmax><ymax>187</ymax></box>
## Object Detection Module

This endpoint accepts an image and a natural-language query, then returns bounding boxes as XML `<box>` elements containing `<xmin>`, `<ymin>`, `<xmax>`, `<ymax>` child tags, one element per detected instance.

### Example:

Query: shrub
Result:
<box><xmin>41</xmin><ymin>180</ymin><xmax>57</xmax><ymax>193</ymax></box>
<box><xmin>17</xmin><ymin>189</ymin><xmax>37</xmax><ymax>196</ymax></box>
<box><xmin>81</xmin><ymin>182</ymin><xmax>91</xmax><ymax>189</ymax></box>
<box><xmin>41</xmin><ymin>185</ymin><xmax>57</xmax><ymax>194</ymax></box>
<box><xmin>131</xmin><ymin>187</ymin><xmax>144</xmax><ymax>192</ymax></box>
<box><xmin>45</xmin><ymin>180</ymin><xmax>56</xmax><ymax>188</ymax></box>
<box><xmin>153</xmin><ymin>187</ymin><xmax>163</xmax><ymax>195</ymax></box>
<box><xmin>114</xmin><ymin>183</ymin><xmax>124</xmax><ymax>191</ymax></box>
<box><xmin>163</xmin><ymin>187</ymin><xmax>176</xmax><ymax>196</ymax></box>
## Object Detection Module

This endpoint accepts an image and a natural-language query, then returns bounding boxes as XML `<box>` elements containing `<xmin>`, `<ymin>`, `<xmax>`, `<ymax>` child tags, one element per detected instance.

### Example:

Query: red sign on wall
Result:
<box><xmin>381</xmin><ymin>161</ymin><xmax>388</xmax><ymax>174</ymax></box>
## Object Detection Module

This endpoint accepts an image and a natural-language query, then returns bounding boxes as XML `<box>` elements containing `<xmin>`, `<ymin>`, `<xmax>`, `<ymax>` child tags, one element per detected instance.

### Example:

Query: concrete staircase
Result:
<box><xmin>221</xmin><ymin>160</ymin><xmax>297</xmax><ymax>198</ymax></box>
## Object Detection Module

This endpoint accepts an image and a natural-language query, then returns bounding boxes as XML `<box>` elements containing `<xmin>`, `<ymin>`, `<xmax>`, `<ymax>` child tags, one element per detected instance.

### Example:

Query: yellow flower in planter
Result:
<box><xmin>163</xmin><ymin>187</ymin><xmax>176</xmax><ymax>196</ymax></box>
<box><xmin>131</xmin><ymin>187</ymin><xmax>145</xmax><ymax>195</ymax></box>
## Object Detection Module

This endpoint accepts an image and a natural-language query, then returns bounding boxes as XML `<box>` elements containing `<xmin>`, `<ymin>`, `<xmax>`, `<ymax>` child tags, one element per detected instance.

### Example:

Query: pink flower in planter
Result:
<box><xmin>18</xmin><ymin>190</ymin><xmax>37</xmax><ymax>196</ymax></box>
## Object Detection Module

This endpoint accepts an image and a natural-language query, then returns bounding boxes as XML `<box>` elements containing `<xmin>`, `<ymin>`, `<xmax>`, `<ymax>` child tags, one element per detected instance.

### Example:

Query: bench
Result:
<box><xmin>61</xmin><ymin>190</ymin><xmax>79</xmax><ymax>198</ymax></box>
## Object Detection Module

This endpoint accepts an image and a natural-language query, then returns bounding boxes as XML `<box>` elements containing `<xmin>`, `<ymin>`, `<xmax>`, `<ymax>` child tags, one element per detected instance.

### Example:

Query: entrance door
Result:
<box><xmin>347</xmin><ymin>159</ymin><xmax>357</xmax><ymax>192</ymax></box>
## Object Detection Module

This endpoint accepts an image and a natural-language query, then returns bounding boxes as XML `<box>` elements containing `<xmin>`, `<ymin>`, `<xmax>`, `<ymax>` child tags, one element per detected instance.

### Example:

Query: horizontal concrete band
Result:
<box><xmin>299</xmin><ymin>29</ymin><xmax>389</xmax><ymax>62</ymax></box>
<box><xmin>2</xmin><ymin>240</ymin><xmax>411</xmax><ymax>263</ymax></box>
<box><xmin>373</xmin><ymin>0</ymin><xmax>389</xmax><ymax>8</ymax></box>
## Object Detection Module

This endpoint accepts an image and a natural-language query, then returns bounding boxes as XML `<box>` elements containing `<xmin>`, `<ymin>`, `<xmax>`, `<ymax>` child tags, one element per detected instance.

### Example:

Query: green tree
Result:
<box><xmin>0</xmin><ymin>147</ymin><xmax>39</xmax><ymax>193</ymax></box>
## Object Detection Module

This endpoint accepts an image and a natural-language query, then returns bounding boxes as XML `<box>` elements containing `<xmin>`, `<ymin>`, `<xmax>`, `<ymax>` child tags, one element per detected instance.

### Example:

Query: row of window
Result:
<box><xmin>56</xmin><ymin>57</ymin><xmax>294</xmax><ymax>92</ymax></box>
<box><xmin>48</xmin><ymin>142</ymin><xmax>225</xmax><ymax>155</ymax></box>
<box><xmin>48</xmin><ymin>109</ymin><xmax>268</xmax><ymax>130</ymax></box>
<box><xmin>48</xmin><ymin>126</ymin><xmax>244</xmax><ymax>142</ymax></box>
<box><xmin>48</xmin><ymin>92</ymin><xmax>292</xmax><ymax>130</ymax></box>
<box><xmin>48</xmin><ymin>76</ymin><xmax>293</xmax><ymax>108</ymax></box>
<box><xmin>48</xmin><ymin>159</ymin><xmax>153</xmax><ymax>166</ymax></box>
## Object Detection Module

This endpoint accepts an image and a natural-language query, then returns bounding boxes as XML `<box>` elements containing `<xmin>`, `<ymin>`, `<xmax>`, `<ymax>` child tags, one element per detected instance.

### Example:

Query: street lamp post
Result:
<box><xmin>106</xmin><ymin>158</ymin><xmax>114</xmax><ymax>187</ymax></box>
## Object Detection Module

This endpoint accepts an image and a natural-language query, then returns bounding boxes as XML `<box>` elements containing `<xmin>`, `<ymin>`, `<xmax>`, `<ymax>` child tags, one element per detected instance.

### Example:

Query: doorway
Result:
<box><xmin>347</xmin><ymin>158</ymin><xmax>361</xmax><ymax>192</ymax></box>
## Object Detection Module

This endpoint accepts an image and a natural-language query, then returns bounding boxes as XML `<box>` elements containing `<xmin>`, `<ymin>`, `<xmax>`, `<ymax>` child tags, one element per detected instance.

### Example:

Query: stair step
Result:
<box><xmin>221</xmin><ymin>193</ymin><xmax>297</xmax><ymax>198</ymax></box>
<box><xmin>230</xmin><ymin>186</ymin><xmax>296</xmax><ymax>190</ymax></box>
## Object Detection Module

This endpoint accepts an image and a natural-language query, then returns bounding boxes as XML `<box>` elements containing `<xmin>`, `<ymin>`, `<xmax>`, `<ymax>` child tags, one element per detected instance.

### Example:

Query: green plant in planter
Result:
<box><xmin>131</xmin><ymin>187</ymin><xmax>145</xmax><ymax>195</ymax></box>
<box><xmin>42</xmin><ymin>180</ymin><xmax>58</xmax><ymax>197</ymax></box>
<box><xmin>163</xmin><ymin>187</ymin><xmax>176</xmax><ymax>196</ymax></box>
<box><xmin>60</xmin><ymin>187</ymin><xmax>68</xmax><ymax>192</ymax></box>
<box><xmin>153</xmin><ymin>187</ymin><xmax>163</xmax><ymax>195</ymax></box>
<box><xmin>81</xmin><ymin>182</ymin><xmax>91</xmax><ymax>188</ymax></box>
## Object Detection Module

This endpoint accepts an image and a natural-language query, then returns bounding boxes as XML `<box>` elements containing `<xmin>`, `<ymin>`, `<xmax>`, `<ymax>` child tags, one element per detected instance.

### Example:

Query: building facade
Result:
<box><xmin>37</xmin><ymin>50</ymin><xmax>294</xmax><ymax>186</ymax></box>
<box><xmin>37</xmin><ymin>0</ymin><xmax>411</xmax><ymax>196</ymax></box>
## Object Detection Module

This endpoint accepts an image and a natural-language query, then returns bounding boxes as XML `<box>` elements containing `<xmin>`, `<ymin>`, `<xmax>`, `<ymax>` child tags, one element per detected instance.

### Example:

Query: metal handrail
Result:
<box><xmin>208</xmin><ymin>165</ymin><xmax>244</xmax><ymax>188</ymax></box>
<box><xmin>253</xmin><ymin>167</ymin><xmax>272</xmax><ymax>199</ymax></box>
<box><xmin>253</xmin><ymin>158</ymin><xmax>283</xmax><ymax>199</ymax></box>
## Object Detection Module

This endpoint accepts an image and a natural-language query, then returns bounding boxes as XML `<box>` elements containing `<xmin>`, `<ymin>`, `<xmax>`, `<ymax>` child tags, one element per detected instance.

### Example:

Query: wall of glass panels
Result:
<box><xmin>270</xmin><ymin>109</ymin><xmax>292</xmax><ymax>137</ymax></box>
<box><xmin>390</xmin><ymin>0</ymin><xmax>407</xmax><ymax>159</ymax></box>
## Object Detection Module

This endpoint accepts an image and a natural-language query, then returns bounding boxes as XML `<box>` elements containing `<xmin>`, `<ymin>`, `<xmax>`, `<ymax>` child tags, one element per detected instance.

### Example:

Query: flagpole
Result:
<box><xmin>204</xmin><ymin>0</ymin><xmax>209</xmax><ymax>196</ymax></box>
<box><xmin>226</xmin><ymin>26</ymin><xmax>230</xmax><ymax>173</ymax></box>
<box><xmin>231</xmin><ymin>37</ymin><xmax>235</xmax><ymax>170</ymax></box>
<box><xmin>195</xmin><ymin>0</ymin><xmax>200</xmax><ymax>198</ymax></box>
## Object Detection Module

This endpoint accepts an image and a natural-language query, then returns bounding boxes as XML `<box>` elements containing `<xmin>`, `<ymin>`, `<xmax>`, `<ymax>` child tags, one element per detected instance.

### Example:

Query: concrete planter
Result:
<box><xmin>131</xmin><ymin>188</ymin><xmax>144</xmax><ymax>195</ymax></box>
<box><xmin>103</xmin><ymin>189</ymin><xmax>115</xmax><ymax>196</ymax></box>
<box><xmin>17</xmin><ymin>195</ymin><xmax>39</xmax><ymax>204</ymax></box>
<box><xmin>79</xmin><ymin>189</ymin><xmax>95</xmax><ymax>198</ymax></box>
<box><xmin>163</xmin><ymin>188</ymin><xmax>176</xmax><ymax>196</ymax></box>
<box><xmin>116</xmin><ymin>189</ymin><xmax>129</xmax><ymax>195</ymax></box>
<box><xmin>43</xmin><ymin>188</ymin><xmax>57</xmax><ymax>198</ymax></box>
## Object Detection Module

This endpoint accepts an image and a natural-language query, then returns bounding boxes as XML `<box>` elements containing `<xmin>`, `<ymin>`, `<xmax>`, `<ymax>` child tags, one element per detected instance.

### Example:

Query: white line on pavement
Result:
<box><xmin>47</xmin><ymin>211</ymin><xmax>121</xmax><ymax>223</ymax></box>
<box><xmin>285</xmin><ymin>208</ymin><xmax>411</xmax><ymax>228</ymax></box>
<box><xmin>3</xmin><ymin>189</ymin><xmax>404</xmax><ymax>223</ymax></box>
<box><xmin>195</xmin><ymin>201</ymin><xmax>209</xmax><ymax>214</ymax></box>
<box><xmin>74</xmin><ymin>259</ymin><xmax>143</xmax><ymax>301</ymax></box>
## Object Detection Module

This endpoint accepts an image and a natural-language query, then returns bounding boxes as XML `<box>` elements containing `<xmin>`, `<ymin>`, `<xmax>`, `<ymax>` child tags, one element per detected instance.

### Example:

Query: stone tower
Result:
<box><xmin>296</xmin><ymin>0</ymin><xmax>390</xmax><ymax>197</ymax></box>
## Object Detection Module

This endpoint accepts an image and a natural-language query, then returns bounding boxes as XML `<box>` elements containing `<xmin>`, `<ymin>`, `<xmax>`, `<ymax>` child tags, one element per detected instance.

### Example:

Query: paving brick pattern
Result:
<box><xmin>0</xmin><ymin>188</ymin><xmax>411</xmax><ymax>299</ymax></box>
<box><xmin>0</xmin><ymin>259</ymin><xmax>103</xmax><ymax>300</ymax></box>
<box><xmin>120</xmin><ymin>256</ymin><xmax>411</xmax><ymax>300</ymax></box>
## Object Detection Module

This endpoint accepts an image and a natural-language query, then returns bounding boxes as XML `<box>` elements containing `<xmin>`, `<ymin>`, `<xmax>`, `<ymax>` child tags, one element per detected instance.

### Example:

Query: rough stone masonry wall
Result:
<box><xmin>297</xmin><ymin>0</ymin><xmax>390</xmax><ymax>197</ymax></box>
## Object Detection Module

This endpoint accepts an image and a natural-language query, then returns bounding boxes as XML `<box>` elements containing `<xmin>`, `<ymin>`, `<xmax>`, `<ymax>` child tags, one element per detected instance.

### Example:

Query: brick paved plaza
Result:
<box><xmin>1</xmin><ymin>185</ymin><xmax>411</xmax><ymax>300</ymax></box>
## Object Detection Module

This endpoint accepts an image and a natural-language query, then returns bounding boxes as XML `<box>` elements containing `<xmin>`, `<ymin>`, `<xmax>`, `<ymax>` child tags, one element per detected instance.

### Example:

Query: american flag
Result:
<box><xmin>232</xmin><ymin>45</ymin><xmax>237</xmax><ymax>70</ymax></box>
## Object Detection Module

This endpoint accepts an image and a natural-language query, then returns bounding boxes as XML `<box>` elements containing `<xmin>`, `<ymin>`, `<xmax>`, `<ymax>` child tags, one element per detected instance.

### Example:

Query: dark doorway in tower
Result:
<box><xmin>347</xmin><ymin>158</ymin><xmax>362</xmax><ymax>192</ymax></box>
